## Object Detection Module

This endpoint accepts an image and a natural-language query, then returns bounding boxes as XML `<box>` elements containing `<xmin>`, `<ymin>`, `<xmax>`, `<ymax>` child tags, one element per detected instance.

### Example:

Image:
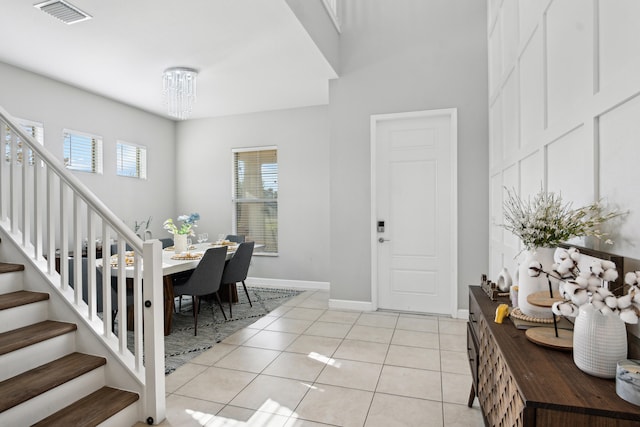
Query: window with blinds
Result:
<box><xmin>63</xmin><ymin>129</ymin><xmax>103</xmax><ymax>174</ymax></box>
<box><xmin>233</xmin><ymin>147</ymin><xmax>278</xmax><ymax>254</ymax></box>
<box><xmin>116</xmin><ymin>141</ymin><xmax>147</xmax><ymax>179</ymax></box>
<box><xmin>4</xmin><ymin>118</ymin><xmax>44</xmax><ymax>166</ymax></box>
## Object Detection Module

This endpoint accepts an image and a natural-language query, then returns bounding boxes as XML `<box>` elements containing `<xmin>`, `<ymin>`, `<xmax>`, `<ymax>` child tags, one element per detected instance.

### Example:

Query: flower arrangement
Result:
<box><xmin>163</xmin><ymin>213</ymin><xmax>200</xmax><ymax>236</ymax></box>
<box><xmin>549</xmin><ymin>247</ymin><xmax>640</xmax><ymax>324</ymax></box>
<box><xmin>502</xmin><ymin>187</ymin><xmax>621</xmax><ymax>251</ymax></box>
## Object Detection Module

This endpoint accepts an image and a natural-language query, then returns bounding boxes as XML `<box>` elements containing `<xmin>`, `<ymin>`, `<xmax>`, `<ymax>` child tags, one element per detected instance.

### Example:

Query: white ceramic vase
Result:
<box><xmin>573</xmin><ymin>303</ymin><xmax>627</xmax><ymax>379</ymax></box>
<box><xmin>174</xmin><ymin>233</ymin><xmax>187</xmax><ymax>254</ymax></box>
<box><xmin>517</xmin><ymin>247</ymin><xmax>557</xmax><ymax>319</ymax></box>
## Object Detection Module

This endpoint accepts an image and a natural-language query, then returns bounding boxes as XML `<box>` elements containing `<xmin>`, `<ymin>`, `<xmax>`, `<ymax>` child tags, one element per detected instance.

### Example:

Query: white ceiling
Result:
<box><xmin>0</xmin><ymin>0</ymin><xmax>337</xmax><ymax>120</ymax></box>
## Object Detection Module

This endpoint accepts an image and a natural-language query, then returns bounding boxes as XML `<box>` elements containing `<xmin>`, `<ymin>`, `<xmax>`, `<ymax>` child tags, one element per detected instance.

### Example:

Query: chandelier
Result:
<box><xmin>162</xmin><ymin>67</ymin><xmax>198</xmax><ymax>120</ymax></box>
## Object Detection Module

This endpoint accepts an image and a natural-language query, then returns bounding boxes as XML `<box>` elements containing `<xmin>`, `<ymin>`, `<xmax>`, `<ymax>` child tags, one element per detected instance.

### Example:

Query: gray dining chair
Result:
<box><xmin>220</xmin><ymin>241</ymin><xmax>255</xmax><ymax>317</ymax></box>
<box><xmin>68</xmin><ymin>258</ymin><xmax>133</xmax><ymax>332</ymax></box>
<box><xmin>159</xmin><ymin>237</ymin><xmax>173</xmax><ymax>249</ymax></box>
<box><xmin>225</xmin><ymin>234</ymin><xmax>245</xmax><ymax>243</ymax></box>
<box><xmin>171</xmin><ymin>246</ymin><xmax>228</xmax><ymax>335</ymax></box>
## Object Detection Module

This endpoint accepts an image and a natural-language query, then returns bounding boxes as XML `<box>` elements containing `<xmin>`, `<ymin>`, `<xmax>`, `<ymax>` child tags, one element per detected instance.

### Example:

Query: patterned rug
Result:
<box><xmin>163</xmin><ymin>287</ymin><xmax>302</xmax><ymax>375</ymax></box>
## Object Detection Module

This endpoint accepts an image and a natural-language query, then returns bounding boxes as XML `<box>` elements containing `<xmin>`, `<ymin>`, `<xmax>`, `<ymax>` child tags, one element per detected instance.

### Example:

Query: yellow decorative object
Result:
<box><xmin>495</xmin><ymin>303</ymin><xmax>509</xmax><ymax>324</ymax></box>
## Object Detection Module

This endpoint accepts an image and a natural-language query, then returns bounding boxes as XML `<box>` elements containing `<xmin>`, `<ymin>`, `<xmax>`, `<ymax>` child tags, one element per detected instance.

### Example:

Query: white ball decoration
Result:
<box><xmin>625</xmin><ymin>271</ymin><xmax>640</xmax><ymax>286</ymax></box>
<box><xmin>588</xmin><ymin>276</ymin><xmax>602</xmax><ymax>288</ymax></box>
<box><xmin>568</xmin><ymin>247</ymin><xmax>581</xmax><ymax>261</ymax></box>
<box><xmin>590</xmin><ymin>263</ymin><xmax>604</xmax><ymax>277</ymax></box>
<box><xmin>602</xmin><ymin>268</ymin><xmax>618</xmax><ymax>282</ymax></box>
<box><xmin>557</xmin><ymin>258</ymin><xmax>574</xmax><ymax>275</ymax></box>
<box><xmin>528</xmin><ymin>261</ymin><xmax>542</xmax><ymax>277</ymax></box>
<box><xmin>605</xmin><ymin>295</ymin><xmax>618</xmax><ymax>309</ymax></box>
<box><xmin>572</xmin><ymin>290</ymin><xmax>589</xmax><ymax>306</ymax></box>
<box><xmin>562</xmin><ymin>281</ymin><xmax>579</xmax><ymax>295</ymax></box>
<box><xmin>551</xmin><ymin>301</ymin><xmax>562</xmax><ymax>316</ymax></box>
<box><xmin>600</xmin><ymin>305</ymin><xmax>614</xmax><ymax>315</ymax></box>
<box><xmin>617</xmin><ymin>294</ymin><xmax>632</xmax><ymax>310</ymax></box>
<box><xmin>574</xmin><ymin>276</ymin><xmax>588</xmax><ymax>288</ymax></box>
<box><xmin>619</xmin><ymin>308</ymin><xmax>638</xmax><ymax>324</ymax></box>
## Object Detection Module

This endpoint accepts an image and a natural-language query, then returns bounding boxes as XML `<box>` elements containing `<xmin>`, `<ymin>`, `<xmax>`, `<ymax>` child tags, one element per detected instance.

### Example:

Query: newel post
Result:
<box><xmin>142</xmin><ymin>239</ymin><xmax>166</xmax><ymax>424</ymax></box>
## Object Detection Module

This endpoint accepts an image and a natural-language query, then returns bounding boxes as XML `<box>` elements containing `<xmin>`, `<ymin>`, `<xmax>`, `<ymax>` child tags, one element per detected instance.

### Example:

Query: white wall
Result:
<box><xmin>0</xmin><ymin>62</ymin><xmax>177</xmax><ymax>239</ymax></box>
<box><xmin>175</xmin><ymin>105</ymin><xmax>330</xmax><ymax>282</ymax></box>
<box><xmin>286</xmin><ymin>0</ymin><xmax>340</xmax><ymax>74</ymax></box>
<box><xmin>329</xmin><ymin>0</ymin><xmax>489</xmax><ymax>308</ymax></box>
<box><xmin>489</xmin><ymin>0</ymin><xmax>640</xmax><ymax>280</ymax></box>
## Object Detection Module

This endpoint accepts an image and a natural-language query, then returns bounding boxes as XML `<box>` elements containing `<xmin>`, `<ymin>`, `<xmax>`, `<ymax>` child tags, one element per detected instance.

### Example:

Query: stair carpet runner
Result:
<box><xmin>0</xmin><ymin>262</ymin><xmax>139</xmax><ymax>426</ymax></box>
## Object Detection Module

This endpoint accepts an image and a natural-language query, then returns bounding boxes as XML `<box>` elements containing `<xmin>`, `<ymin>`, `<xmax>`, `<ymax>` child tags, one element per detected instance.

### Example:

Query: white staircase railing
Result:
<box><xmin>0</xmin><ymin>105</ymin><xmax>165</xmax><ymax>424</ymax></box>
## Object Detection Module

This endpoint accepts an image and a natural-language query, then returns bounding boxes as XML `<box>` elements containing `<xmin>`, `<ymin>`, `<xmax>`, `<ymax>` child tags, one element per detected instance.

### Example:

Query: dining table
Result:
<box><xmin>104</xmin><ymin>241</ymin><xmax>240</xmax><ymax>336</ymax></box>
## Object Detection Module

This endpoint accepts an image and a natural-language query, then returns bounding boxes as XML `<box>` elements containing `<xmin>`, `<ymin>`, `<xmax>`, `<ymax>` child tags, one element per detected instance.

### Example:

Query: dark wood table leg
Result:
<box><xmin>217</xmin><ymin>283</ymin><xmax>239</xmax><ymax>303</ymax></box>
<box><xmin>467</xmin><ymin>384</ymin><xmax>476</xmax><ymax>407</ymax></box>
<box><xmin>163</xmin><ymin>275</ymin><xmax>175</xmax><ymax>336</ymax></box>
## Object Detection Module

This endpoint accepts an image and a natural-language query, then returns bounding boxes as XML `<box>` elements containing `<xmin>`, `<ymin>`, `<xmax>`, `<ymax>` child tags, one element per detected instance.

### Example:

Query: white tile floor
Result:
<box><xmin>140</xmin><ymin>290</ymin><xmax>484</xmax><ymax>426</ymax></box>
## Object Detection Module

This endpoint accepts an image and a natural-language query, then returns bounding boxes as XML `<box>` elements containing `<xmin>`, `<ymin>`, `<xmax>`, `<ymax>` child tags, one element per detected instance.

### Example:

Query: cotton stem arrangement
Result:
<box><xmin>549</xmin><ymin>247</ymin><xmax>640</xmax><ymax>324</ymax></box>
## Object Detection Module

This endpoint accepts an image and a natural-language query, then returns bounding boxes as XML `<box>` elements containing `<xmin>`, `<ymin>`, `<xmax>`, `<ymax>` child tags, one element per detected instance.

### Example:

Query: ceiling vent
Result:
<box><xmin>34</xmin><ymin>0</ymin><xmax>92</xmax><ymax>25</ymax></box>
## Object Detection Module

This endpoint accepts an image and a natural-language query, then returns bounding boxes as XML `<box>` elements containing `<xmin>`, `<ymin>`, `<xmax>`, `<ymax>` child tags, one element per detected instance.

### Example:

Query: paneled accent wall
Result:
<box><xmin>488</xmin><ymin>0</ymin><xmax>640</xmax><ymax>285</ymax></box>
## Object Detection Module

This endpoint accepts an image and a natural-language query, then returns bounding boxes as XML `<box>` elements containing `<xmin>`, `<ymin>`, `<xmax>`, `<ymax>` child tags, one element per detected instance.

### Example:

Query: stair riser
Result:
<box><xmin>96</xmin><ymin>401</ymin><xmax>140</xmax><ymax>427</ymax></box>
<box><xmin>0</xmin><ymin>271</ymin><xmax>23</xmax><ymax>294</ymax></box>
<box><xmin>0</xmin><ymin>333</ymin><xmax>76</xmax><ymax>382</ymax></box>
<box><xmin>0</xmin><ymin>300</ymin><xmax>48</xmax><ymax>334</ymax></box>
<box><xmin>0</xmin><ymin>366</ymin><xmax>105</xmax><ymax>426</ymax></box>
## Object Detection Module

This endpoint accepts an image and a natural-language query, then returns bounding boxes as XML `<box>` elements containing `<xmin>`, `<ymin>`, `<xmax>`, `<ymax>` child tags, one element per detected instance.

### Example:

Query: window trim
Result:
<box><xmin>231</xmin><ymin>145</ymin><xmax>278</xmax><ymax>256</ymax></box>
<box><xmin>116</xmin><ymin>140</ymin><xmax>147</xmax><ymax>179</ymax></box>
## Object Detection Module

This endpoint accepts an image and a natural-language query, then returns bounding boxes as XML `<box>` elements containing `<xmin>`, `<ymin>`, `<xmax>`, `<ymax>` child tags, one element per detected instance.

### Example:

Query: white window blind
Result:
<box><xmin>4</xmin><ymin>118</ymin><xmax>44</xmax><ymax>165</ymax></box>
<box><xmin>63</xmin><ymin>129</ymin><xmax>103</xmax><ymax>174</ymax></box>
<box><xmin>116</xmin><ymin>141</ymin><xmax>147</xmax><ymax>179</ymax></box>
<box><xmin>233</xmin><ymin>147</ymin><xmax>278</xmax><ymax>254</ymax></box>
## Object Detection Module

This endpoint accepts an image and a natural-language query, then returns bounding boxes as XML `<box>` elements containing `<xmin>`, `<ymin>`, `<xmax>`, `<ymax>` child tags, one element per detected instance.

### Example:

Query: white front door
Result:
<box><xmin>372</xmin><ymin>109</ymin><xmax>457</xmax><ymax>315</ymax></box>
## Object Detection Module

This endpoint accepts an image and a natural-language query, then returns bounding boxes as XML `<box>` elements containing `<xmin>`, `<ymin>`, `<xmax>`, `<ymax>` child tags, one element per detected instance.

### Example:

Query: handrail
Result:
<box><xmin>0</xmin><ymin>105</ymin><xmax>142</xmax><ymax>252</ymax></box>
<box><xmin>0</xmin><ymin>104</ymin><xmax>164</xmax><ymax>424</ymax></box>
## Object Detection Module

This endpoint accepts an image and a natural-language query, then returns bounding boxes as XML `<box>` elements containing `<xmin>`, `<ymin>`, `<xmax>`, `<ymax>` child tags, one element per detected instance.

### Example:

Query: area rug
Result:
<box><xmin>163</xmin><ymin>286</ymin><xmax>302</xmax><ymax>375</ymax></box>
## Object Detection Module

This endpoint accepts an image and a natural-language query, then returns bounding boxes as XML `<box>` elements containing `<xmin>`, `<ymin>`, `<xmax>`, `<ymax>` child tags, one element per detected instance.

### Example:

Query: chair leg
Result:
<box><xmin>112</xmin><ymin>309</ymin><xmax>118</xmax><ymax>333</ymax></box>
<box><xmin>193</xmin><ymin>296</ymin><xmax>199</xmax><ymax>336</ymax></box>
<box><xmin>214</xmin><ymin>292</ymin><xmax>227</xmax><ymax>321</ymax></box>
<box><xmin>228</xmin><ymin>283</ymin><xmax>233</xmax><ymax>318</ymax></box>
<box><xmin>241</xmin><ymin>281</ymin><xmax>252</xmax><ymax>307</ymax></box>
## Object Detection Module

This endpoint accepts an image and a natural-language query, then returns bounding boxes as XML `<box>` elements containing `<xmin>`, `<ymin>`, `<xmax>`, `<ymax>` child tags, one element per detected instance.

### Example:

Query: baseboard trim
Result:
<box><xmin>457</xmin><ymin>309</ymin><xmax>469</xmax><ymax>320</ymax></box>
<box><xmin>328</xmin><ymin>299</ymin><xmax>374</xmax><ymax>311</ymax></box>
<box><xmin>245</xmin><ymin>277</ymin><xmax>329</xmax><ymax>291</ymax></box>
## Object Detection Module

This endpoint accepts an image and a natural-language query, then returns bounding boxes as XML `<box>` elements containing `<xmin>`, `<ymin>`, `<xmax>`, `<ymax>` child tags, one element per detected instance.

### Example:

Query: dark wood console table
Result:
<box><xmin>468</xmin><ymin>286</ymin><xmax>640</xmax><ymax>426</ymax></box>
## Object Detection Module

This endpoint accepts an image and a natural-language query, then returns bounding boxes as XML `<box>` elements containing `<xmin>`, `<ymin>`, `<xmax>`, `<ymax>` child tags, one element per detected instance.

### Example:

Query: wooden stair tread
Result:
<box><xmin>0</xmin><ymin>320</ymin><xmax>77</xmax><ymax>356</ymax></box>
<box><xmin>0</xmin><ymin>290</ymin><xmax>49</xmax><ymax>310</ymax></box>
<box><xmin>0</xmin><ymin>263</ymin><xmax>25</xmax><ymax>274</ymax></box>
<box><xmin>31</xmin><ymin>386</ymin><xmax>139</xmax><ymax>427</ymax></box>
<box><xmin>0</xmin><ymin>352</ymin><xmax>106</xmax><ymax>413</ymax></box>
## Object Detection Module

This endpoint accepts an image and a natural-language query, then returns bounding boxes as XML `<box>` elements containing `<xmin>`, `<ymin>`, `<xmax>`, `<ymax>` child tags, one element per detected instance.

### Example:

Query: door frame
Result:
<box><xmin>370</xmin><ymin>108</ymin><xmax>458</xmax><ymax>316</ymax></box>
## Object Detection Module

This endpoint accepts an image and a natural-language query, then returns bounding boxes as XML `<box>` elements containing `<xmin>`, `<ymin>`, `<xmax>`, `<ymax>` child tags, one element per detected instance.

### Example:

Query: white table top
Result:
<box><xmin>102</xmin><ymin>242</ymin><xmax>238</xmax><ymax>277</ymax></box>
<box><xmin>160</xmin><ymin>242</ymin><xmax>237</xmax><ymax>275</ymax></box>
